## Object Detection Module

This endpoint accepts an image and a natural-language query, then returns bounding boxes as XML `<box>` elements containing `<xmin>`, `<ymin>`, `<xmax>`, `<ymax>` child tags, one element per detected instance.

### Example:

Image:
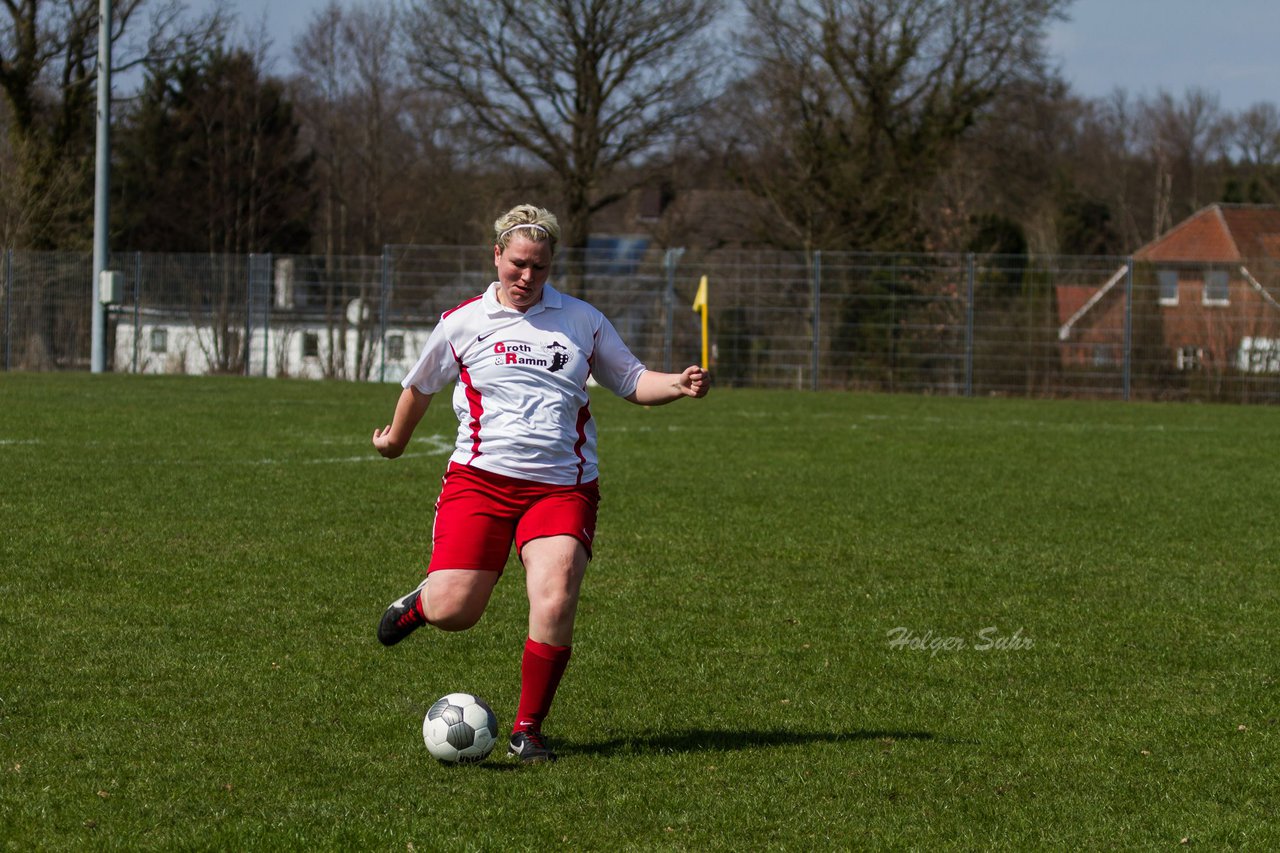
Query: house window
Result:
<box><xmin>303</xmin><ymin>332</ymin><xmax>320</xmax><ymax>358</ymax></box>
<box><xmin>1203</xmin><ymin>269</ymin><xmax>1229</xmax><ymax>305</ymax></box>
<box><xmin>150</xmin><ymin>328</ymin><xmax>168</xmax><ymax>353</ymax></box>
<box><xmin>1157</xmin><ymin>269</ymin><xmax>1178</xmax><ymax>305</ymax></box>
<box><xmin>1176</xmin><ymin>346</ymin><xmax>1203</xmax><ymax>371</ymax></box>
<box><xmin>386</xmin><ymin>334</ymin><xmax>405</xmax><ymax>361</ymax></box>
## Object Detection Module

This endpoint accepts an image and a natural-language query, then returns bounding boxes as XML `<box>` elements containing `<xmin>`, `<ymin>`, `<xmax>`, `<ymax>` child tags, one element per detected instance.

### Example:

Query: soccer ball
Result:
<box><xmin>423</xmin><ymin>693</ymin><xmax>499</xmax><ymax>764</ymax></box>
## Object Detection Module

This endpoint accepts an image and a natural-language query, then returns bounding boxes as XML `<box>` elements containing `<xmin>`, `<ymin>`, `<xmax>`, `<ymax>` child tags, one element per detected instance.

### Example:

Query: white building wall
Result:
<box><xmin>114</xmin><ymin>310</ymin><xmax>433</xmax><ymax>381</ymax></box>
<box><xmin>1237</xmin><ymin>337</ymin><xmax>1280</xmax><ymax>373</ymax></box>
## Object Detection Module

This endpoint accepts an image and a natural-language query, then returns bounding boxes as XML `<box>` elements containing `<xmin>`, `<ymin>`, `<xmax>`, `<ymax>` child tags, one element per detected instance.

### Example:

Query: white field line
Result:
<box><xmin>251</xmin><ymin>433</ymin><xmax>455</xmax><ymax>465</ymax></box>
<box><xmin>846</xmin><ymin>414</ymin><xmax>1218</xmax><ymax>434</ymax></box>
<box><xmin>0</xmin><ymin>434</ymin><xmax>457</xmax><ymax>461</ymax></box>
<box><xmin>601</xmin><ymin>424</ymin><xmax>685</xmax><ymax>433</ymax></box>
<box><xmin>612</xmin><ymin>414</ymin><xmax>1216</xmax><ymax>434</ymax></box>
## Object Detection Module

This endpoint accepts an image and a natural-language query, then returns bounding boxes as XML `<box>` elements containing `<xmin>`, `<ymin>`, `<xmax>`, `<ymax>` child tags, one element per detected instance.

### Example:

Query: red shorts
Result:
<box><xmin>427</xmin><ymin>462</ymin><xmax>600</xmax><ymax>574</ymax></box>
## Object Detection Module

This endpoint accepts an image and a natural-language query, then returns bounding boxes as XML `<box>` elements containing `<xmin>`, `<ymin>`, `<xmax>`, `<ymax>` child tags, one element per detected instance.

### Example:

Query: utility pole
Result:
<box><xmin>90</xmin><ymin>0</ymin><xmax>112</xmax><ymax>373</ymax></box>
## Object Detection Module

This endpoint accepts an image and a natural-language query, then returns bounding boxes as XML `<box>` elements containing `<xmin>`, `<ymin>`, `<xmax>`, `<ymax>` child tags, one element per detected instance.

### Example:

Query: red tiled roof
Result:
<box><xmin>1136</xmin><ymin>204</ymin><xmax>1280</xmax><ymax>262</ymax></box>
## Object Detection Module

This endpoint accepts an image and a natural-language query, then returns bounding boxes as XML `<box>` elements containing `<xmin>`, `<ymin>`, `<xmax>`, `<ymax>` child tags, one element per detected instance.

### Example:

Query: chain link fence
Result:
<box><xmin>4</xmin><ymin>245</ymin><xmax>1280</xmax><ymax>403</ymax></box>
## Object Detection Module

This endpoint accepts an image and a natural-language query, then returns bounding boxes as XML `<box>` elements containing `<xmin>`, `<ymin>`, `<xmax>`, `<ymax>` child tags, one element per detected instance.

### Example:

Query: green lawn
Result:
<box><xmin>1</xmin><ymin>373</ymin><xmax>1277</xmax><ymax>849</ymax></box>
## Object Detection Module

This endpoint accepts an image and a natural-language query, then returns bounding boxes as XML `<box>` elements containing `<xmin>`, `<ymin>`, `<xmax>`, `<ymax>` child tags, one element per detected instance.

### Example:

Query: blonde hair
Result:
<box><xmin>494</xmin><ymin>204</ymin><xmax>560</xmax><ymax>255</ymax></box>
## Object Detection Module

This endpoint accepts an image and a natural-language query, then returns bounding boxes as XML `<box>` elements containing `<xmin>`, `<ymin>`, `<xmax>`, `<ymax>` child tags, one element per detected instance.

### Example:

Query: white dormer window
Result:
<box><xmin>1203</xmin><ymin>269</ymin><xmax>1229</xmax><ymax>306</ymax></box>
<box><xmin>1157</xmin><ymin>269</ymin><xmax>1178</xmax><ymax>306</ymax></box>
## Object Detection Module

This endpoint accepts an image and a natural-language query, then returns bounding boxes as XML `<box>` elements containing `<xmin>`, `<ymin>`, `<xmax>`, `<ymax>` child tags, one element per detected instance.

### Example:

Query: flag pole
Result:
<box><xmin>692</xmin><ymin>275</ymin><xmax>709</xmax><ymax>368</ymax></box>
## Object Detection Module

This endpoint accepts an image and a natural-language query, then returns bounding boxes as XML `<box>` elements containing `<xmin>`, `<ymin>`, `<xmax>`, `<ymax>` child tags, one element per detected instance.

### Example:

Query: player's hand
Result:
<box><xmin>372</xmin><ymin>425</ymin><xmax>405</xmax><ymax>458</ymax></box>
<box><xmin>679</xmin><ymin>365</ymin><xmax>710</xmax><ymax>398</ymax></box>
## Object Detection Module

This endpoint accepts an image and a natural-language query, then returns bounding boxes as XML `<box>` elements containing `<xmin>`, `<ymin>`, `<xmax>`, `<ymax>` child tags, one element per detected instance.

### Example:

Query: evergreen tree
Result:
<box><xmin>115</xmin><ymin>46</ymin><xmax>314</xmax><ymax>255</ymax></box>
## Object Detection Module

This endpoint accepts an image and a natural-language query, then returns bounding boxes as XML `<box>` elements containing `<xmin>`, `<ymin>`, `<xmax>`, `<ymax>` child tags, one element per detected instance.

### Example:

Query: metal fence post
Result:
<box><xmin>964</xmin><ymin>253</ymin><xmax>975</xmax><ymax>397</ymax></box>
<box><xmin>1122</xmin><ymin>257</ymin><xmax>1134</xmax><ymax>401</ymax></box>
<box><xmin>262</xmin><ymin>253</ymin><xmax>272</xmax><ymax>377</ymax></box>
<box><xmin>3</xmin><ymin>249</ymin><xmax>11</xmax><ymax>371</ymax></box>
<box><xmin>132</xmin><ymin>252</ymin><xmax>141</xmax><ymax>374</ymax></box>
<box><xmin>811</xmin><ymin>250</ymin><xmax>822</xmax><ymax>391</ymax></box>
<box><xmin>244</xmin><ymin>255</ymin><xmax>255</xmax><ymax>377</ymax></box>
<box><xmin>379</xmin><ymin>246</ymin><xmax>392</xmax><ymax>383</ymax></box>
<box><xmin>662</xmin><ymin>248</ymin><xmax>684</xmax><ymax>374</ymax></box>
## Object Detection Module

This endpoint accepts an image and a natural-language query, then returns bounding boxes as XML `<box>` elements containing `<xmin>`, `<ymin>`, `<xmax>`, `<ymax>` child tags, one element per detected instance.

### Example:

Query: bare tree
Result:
<box><xmin>729</xmin><ymin>0</ymin><xmax>1070</xmax><ymax>252</ymax></box>
<box><xmin>1136</xmin><ymin>88</ymin><xmax>1229</xmax><ymax>236</ymax></box>
<box><xmin>931</xmin><ymin>71</ymin><xmax>1083</xmax><ymax>255</ymax></box>
<box><xmin>1231</xmin><ymin>103</ymin><xmax>1280</xmax><ymax>167</ymax></box>
<box><xmin>293</xmin><ymin>1</ymin><xmax>349</xmax><ymax>262</ymax></box>
<box><xmin>1074</xmin><ymin>90</ymin><xmax>1148</xmax><ymax>251</ymax></box>
<box><xmin>293</xmin><ymin>0</ymin><xmax>468</xmax><ymax>253</ymax></box>
<box><xmin>403</xmin><ymin>0</ymin><xmax>726</xmax><ymax>250</ymax></box>
<box><xmin>0</xmin><ymin>108</ymin><xmax>86</xmax><ymax>247</ymax></box>
<box><xmin>341</xmin><ymin>2</ymin><xmax>400</xmax><ymax>252</ymax></box>
<box><xmin>292</xmin><ymin>0</ymin><xmax>479</xmax><ymax>379</ymax></box>
<box><xmin>1225</xmin><ymin>102</ymin><xmax>1280</xmax><ymax>206</ymax></box>
<box><xmin>0</xmin><ymin>0</ymin><xmax>225</xmax><ymax>247</ymax></box>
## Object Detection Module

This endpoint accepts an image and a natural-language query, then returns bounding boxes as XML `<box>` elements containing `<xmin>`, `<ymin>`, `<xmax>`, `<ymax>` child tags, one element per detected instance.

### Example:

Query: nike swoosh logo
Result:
<box><xmin>477</xmin><ymin>331</ymin><xmax>498</xmax><ymax>342</ymax></box>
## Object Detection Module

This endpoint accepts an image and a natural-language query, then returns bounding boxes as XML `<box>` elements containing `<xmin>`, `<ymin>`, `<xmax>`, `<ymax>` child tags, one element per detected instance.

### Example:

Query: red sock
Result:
<box><xmin>513</xmin><ymin>638</ymin><xmax>572</xmax><ymax>734</ymax></box>
<box><xmin>413</xmin><ymin>578</ymin><xmax>429</xmax><ymax>622</ymax></box>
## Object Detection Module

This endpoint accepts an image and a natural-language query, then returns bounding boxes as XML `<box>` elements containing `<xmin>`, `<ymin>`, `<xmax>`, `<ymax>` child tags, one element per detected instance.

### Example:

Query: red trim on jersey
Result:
<box><xmin>452</xmin><ymin>343</ymin><xmax>485</xmax><ymax>462</ymax></box>
<box><xmin>442</xmin><ymin>294</ymin><xmax>483</xmax><ymax>320</ymax></box>
<box><xmin>585</xmin><ymin>330</ymin><xmax>598</xmax><ymax>385</ymax></box>
<box><xmin>570</xmin><ymin>332</ymin><xmax>598</xmax><ymax>483</ymax></box>
<box><xmin>571</xmin><ymin>402</ymin><xmax>591</xmax><ymax>484</ymax></box>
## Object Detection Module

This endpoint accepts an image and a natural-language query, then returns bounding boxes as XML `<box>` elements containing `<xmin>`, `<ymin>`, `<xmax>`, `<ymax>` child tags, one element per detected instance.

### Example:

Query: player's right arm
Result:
<box><xmin>372</xmin><ymin>386</ymin><xmax>433</xmax><ymax>459</ymax></box>
<box><xmin>377</xmin><ymin>309</ymin><xmax>460</xmax><ymax>459</ymax></box>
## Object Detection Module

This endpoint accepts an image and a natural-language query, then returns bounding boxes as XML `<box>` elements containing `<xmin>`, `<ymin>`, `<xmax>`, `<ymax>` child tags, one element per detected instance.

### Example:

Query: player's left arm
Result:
<box><xmin>588</xmin><ymin>311</ymin><xmax>708</xmax><ymax>405</ymax></box>
<box><xmin>625</xmin><ymin>366</ymin><xmax>710</xmax><ymax>406</ymax></box>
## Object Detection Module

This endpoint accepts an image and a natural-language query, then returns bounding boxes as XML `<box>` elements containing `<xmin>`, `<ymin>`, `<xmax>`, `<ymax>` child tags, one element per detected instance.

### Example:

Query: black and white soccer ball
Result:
<box><xmin>423</xmin><ymin>693</ymin><xmax>499</xmax><ymax>764</ymax></box>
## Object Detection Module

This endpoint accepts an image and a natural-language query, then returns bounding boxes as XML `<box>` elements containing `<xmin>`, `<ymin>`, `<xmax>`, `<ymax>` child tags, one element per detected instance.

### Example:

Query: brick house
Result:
<box><xmin>1057</xmin><ymin>204</ymin><xmax>1280</xmax><ymax>373</ymax></box>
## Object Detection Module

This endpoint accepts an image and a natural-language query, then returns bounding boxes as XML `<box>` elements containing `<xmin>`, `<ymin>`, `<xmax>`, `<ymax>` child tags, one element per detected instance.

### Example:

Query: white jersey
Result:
<box><xmin>402</xmin><ymin>282</ymin><xmax>646</xmax><ymax>485</ymax></box>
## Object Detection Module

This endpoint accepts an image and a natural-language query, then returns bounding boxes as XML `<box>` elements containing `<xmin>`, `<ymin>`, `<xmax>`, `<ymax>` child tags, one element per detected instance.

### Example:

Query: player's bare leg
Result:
<box><xmin>424</xmin><ymin>569</ymin><xmax>500</xmax><ymax>630</ymax></box>
<box><xmin>523</xmin><ymin>535</ymin><xmax>588</xmax><ymax>646</ymax></box>
<box><xmin>508</xmin><ymin>535</ymin><xmax>588</xmax><ymax>763</ymax></box>
<box><xmin>377</xmin><ymin>569</ymin><xmax>499</xmax><ymax>645</ymax></box>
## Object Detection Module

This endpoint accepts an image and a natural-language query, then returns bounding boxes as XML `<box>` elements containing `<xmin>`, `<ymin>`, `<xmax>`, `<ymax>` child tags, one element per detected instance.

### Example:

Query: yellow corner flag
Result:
<box><xmin>692</xmin><ymin>275</ymin><xmax>709</xmax><ymax>368</ymax></box>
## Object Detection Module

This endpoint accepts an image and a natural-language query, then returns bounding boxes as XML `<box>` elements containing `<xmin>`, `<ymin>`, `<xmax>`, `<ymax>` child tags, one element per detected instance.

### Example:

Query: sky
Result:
<box><xmin>206</xmin><ymin>0</ymin><xmax>1279</xmax><ymax>113</ymax></box>
<box><xmin>1044</xmin><ymin>0</ymin><xmax>1279</xmax><ymax>112</ymax></box>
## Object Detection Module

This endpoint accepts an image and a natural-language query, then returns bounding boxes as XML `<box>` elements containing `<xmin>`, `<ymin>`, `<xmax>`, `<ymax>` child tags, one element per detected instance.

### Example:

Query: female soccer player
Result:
<box><xmin>372</xmin><ymin>204</ymin><xmax>709</xmax><ymax>763</ymax></box>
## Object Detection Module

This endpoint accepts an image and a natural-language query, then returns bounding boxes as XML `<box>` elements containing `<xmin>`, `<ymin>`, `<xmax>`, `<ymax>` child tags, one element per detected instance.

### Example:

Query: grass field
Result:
<box><xmin>1</xmin><ymin>373</ymin><xmax>1277</xmax><ymax>849</ymax></box>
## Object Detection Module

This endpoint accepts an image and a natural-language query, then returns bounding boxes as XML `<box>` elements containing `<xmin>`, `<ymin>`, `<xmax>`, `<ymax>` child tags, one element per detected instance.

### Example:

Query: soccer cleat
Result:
<box><xmin>507</xmin><ymin>729</ymin><xmax>557</xmax><ymax>764</ymax></box>
<box><xmin>377</xmin><ymin>578</ymin><xmax>429</xmax><ymax>646</ymax></box>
